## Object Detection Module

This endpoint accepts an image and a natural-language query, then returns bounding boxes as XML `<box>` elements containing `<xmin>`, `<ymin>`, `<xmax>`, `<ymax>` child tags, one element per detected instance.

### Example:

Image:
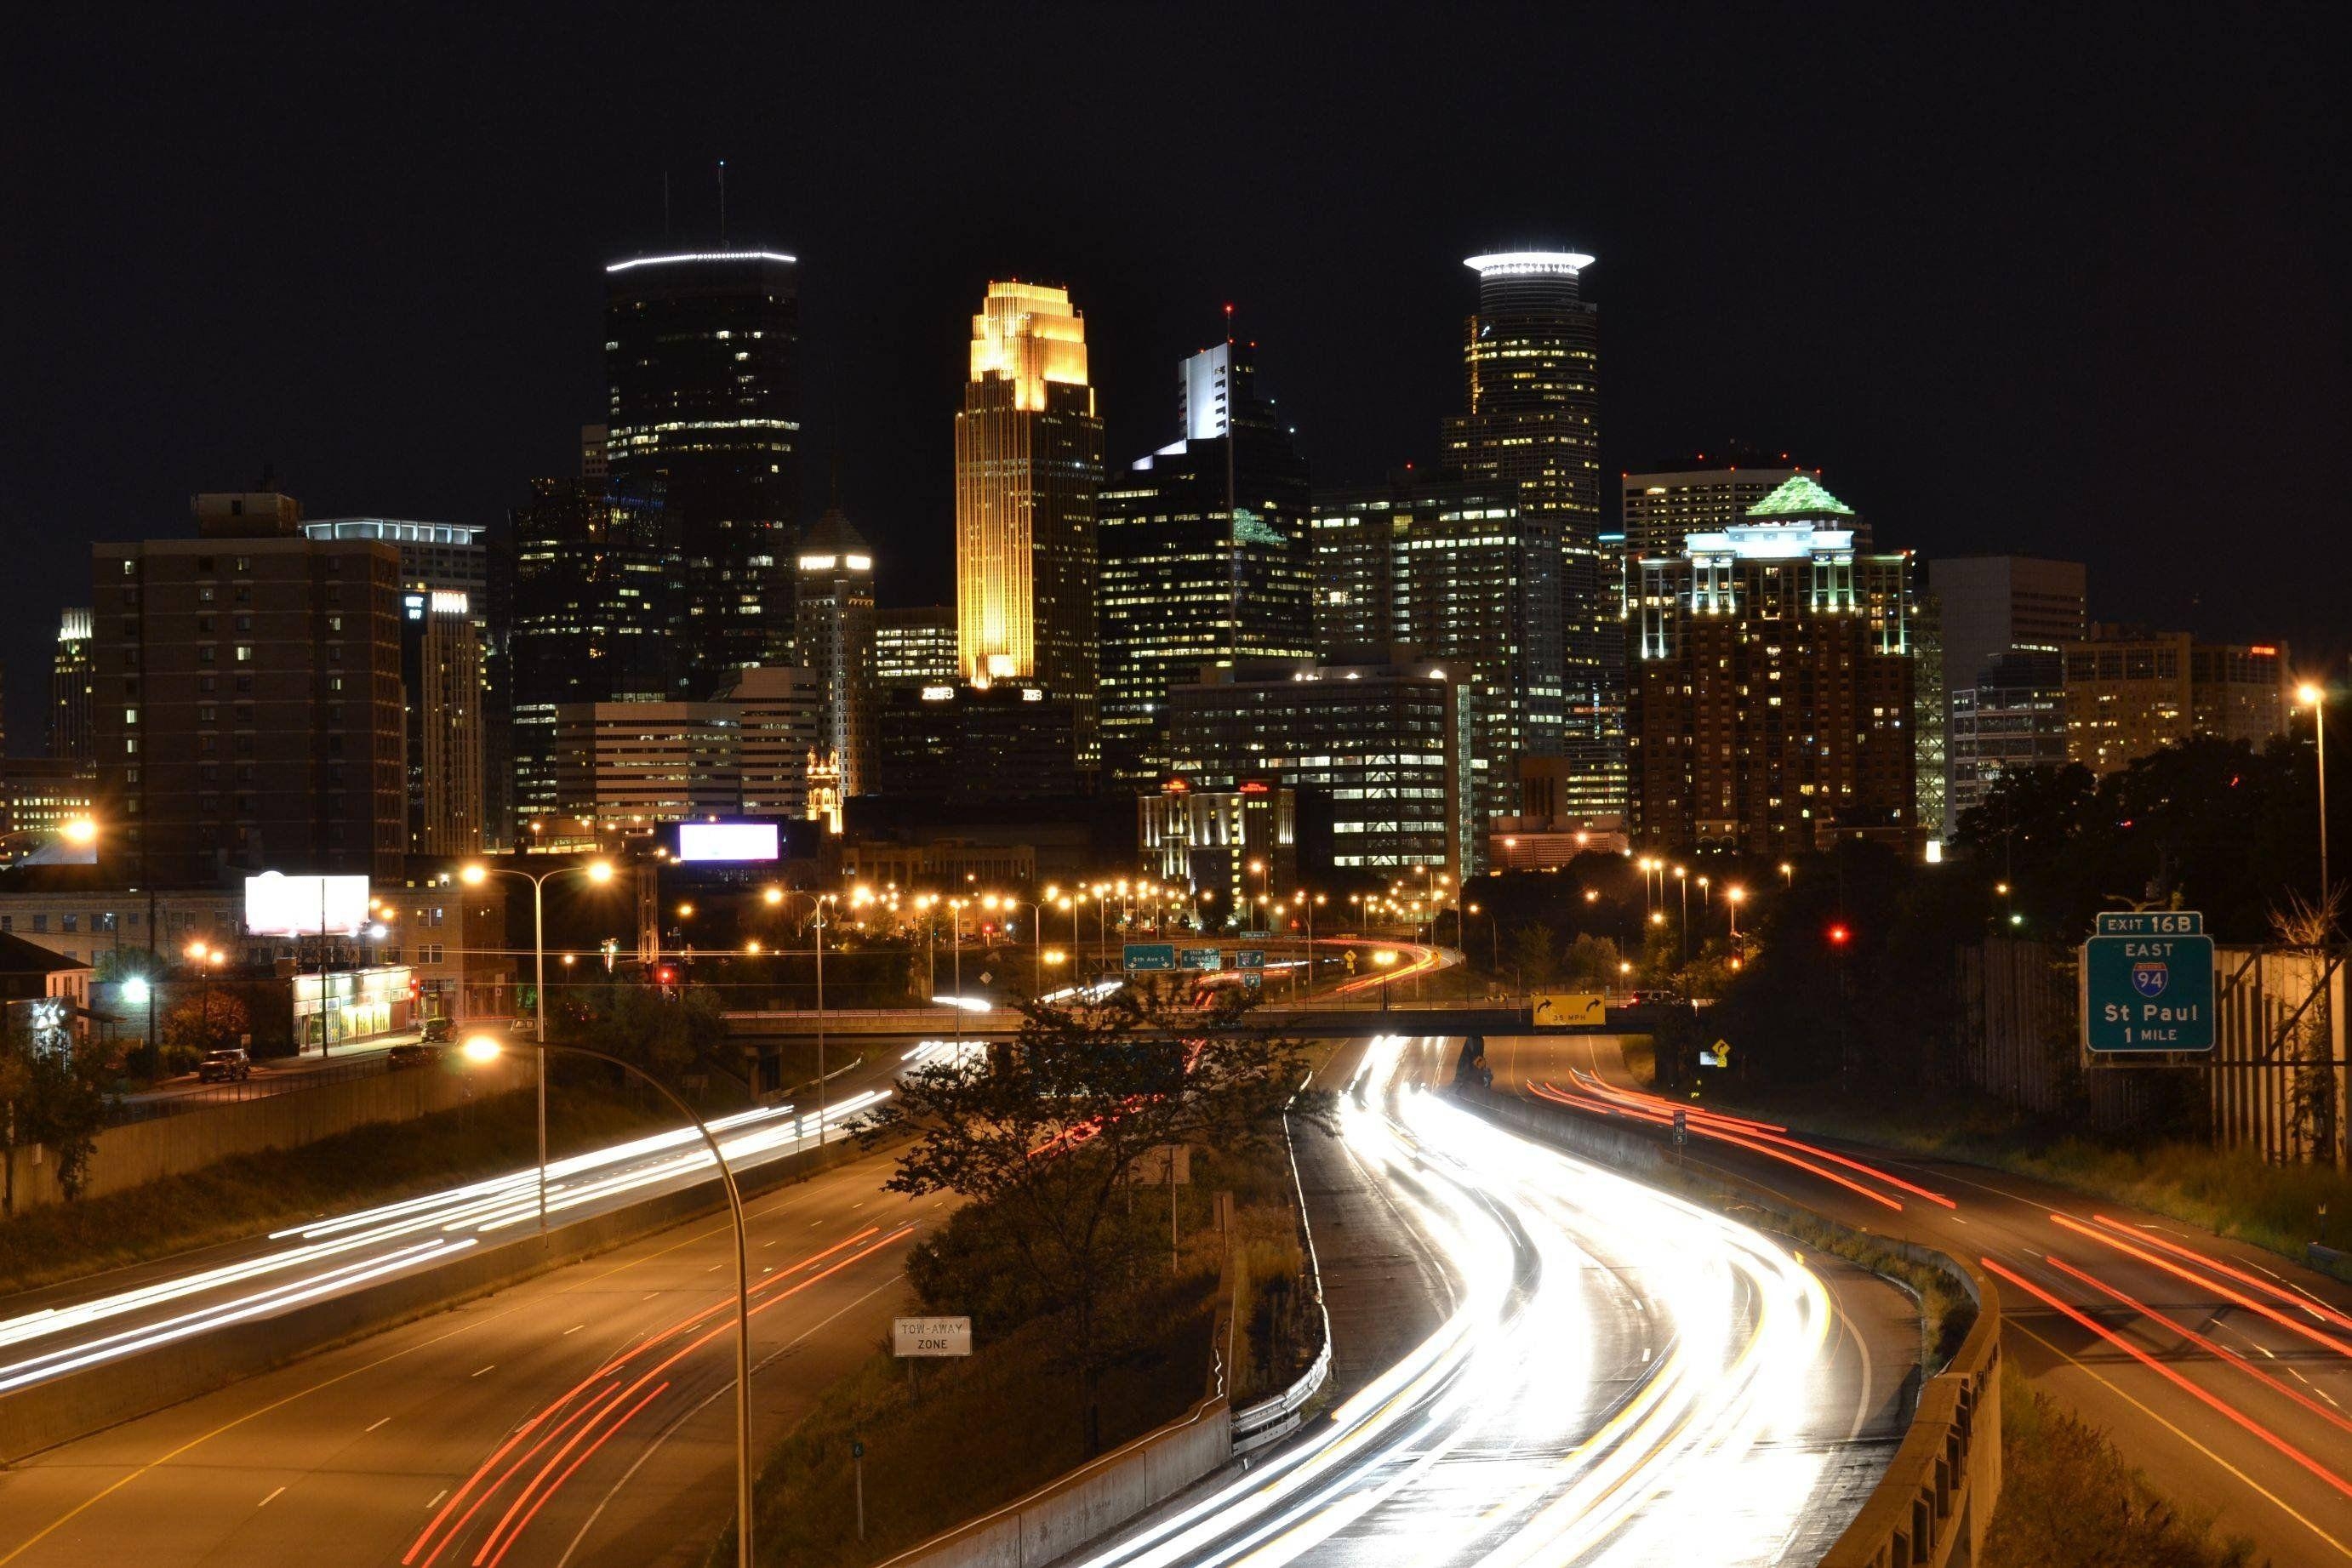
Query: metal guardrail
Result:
<box><xmin>104</xmin><ymin>1052</ymin><xmax>395</xmax><ymax>1126</ymax></box>
<box><xmin>1230</xmin><ymin>1108</ymin><xmax>1335</xmax><ymax>1456</ymax></box>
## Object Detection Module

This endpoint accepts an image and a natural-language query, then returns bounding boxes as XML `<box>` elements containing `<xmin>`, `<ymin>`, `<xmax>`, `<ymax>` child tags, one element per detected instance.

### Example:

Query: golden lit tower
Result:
<box><xmin>954</xmin><ymin>281</ymin><xmax>1105</xmax><ymax>763</ymax></box>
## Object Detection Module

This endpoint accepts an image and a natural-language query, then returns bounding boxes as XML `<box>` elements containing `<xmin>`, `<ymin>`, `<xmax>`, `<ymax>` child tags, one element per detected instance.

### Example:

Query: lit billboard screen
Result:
<box><xmin>676</xmin><ymin>822</ymin><xmax>780</xmax><ymax>863</ymax></box>
<box><xmin>244</xmin><ymin>872</ymin><xmax>372</xmax><ymax>937</ymax></box>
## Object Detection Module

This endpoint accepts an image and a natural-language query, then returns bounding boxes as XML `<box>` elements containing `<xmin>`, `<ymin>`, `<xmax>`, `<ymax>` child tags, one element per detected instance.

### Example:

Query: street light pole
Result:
<box><xmin>462</xmin><ymin>859</ymin><xmax>614</xmax><ymax>1230</ymax></box>
<box><xmin>462</xmin><ymin>1035</ymin><xmax>754</xmax><ymax>1568</ymax></box>
<box><xmin>2300</xmin><ymin>684</ymin><xmax>2330</xmax><ymax>916</ymax></box>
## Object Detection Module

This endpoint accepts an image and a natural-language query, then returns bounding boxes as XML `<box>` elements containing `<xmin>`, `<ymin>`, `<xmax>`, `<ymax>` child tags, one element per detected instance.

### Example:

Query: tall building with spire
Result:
<box><xmin>794</xmin><ymin>499</ymin><xmax>877</xmax><ymax>802</ymax></box>
<box><xmin>954</xmin><ymin>281</ymin><xmax>1104</xmax><ymax>765</ymax></box>
<box><xmin>1099</xmin><ymin>334</ymin><xmax>1314</xmax><ymax>782</ymax></box>
<box><xmin>604</xmin><ymin>249</ymin><xmax>800</xmax><ymax>695</ymax></box>
<box><xmin>1441</xmin><ymin>250</ymin><xmax>1609</xmax><ymax>813</ymax></box>
<box><xmin>47</xmin><ymin>608</ymin><xmax>94</xmax><ymax>764</ymax></box>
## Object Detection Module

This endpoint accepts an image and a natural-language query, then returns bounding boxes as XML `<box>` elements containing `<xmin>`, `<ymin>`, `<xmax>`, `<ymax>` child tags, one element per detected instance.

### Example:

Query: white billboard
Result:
<box><xmin>676</xmin><ymin>822</ymin><xmax>780</xmax><ymax>863</ymax></box>
<box><xmin>244</xmin><ymin>873</ymin><xmax>372</xmax><ymax>937</ymax></box>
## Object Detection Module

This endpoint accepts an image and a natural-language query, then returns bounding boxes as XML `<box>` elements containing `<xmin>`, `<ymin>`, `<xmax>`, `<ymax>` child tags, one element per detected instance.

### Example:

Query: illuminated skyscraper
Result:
<box><xmin>794</xmin><ymin>504</ymin><xmax>877</xmax><ymax>801</ymax></box>
<box><xmin>47</xmin><ymin>608</ymin><xmax>94</xmax><ymax>764</ymax></box>
<box><xmin>1441</xmin><ymin>251</ymin><xmax>1611</xmax><ymax>813</ymax></box>
<box><xmin>605</xmin><ymin>250</ymin><xmax>800</xmax><ymax>693</ymax></box>
<box><xmin>954</xmin><ymin>281</ymin><xmax>1104</xmax><ymax>763</ymax></box>
<box><xmin>1099</xmin><ymin>337</ymin><xmax>1313</xmax><ymax>782</ymax></box>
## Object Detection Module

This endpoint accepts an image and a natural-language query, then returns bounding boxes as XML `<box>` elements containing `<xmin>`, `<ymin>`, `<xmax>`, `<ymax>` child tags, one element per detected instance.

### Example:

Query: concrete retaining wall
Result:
<box><xmin>0</xmin><ymin>1127</ymin><xmax>882</xmax><ymax>1463</ymax></box>
<box><xmin>1468</xmin><ymin>1089</ymin><xmax>2004</xmax><ymax>1568</ymax></box>
<box><xmin>3</xmin><ymin>1056</ymin><xmax>534</xmax><ymax>1212</ymax></box>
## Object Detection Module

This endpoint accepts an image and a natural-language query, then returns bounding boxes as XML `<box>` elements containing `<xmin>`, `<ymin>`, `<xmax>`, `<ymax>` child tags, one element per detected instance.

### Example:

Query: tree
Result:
<box><xmin>558</xmin><ymin>979</ymin><xmax>731</xmax><ymax>1083</ymax></box>
<box><xmin>859</xmin><ymin>980</ymin><xmax>1325</xmax><ymax>1452</ymax></box>
<box><xmin>1560</xmin><ymin>933</ymin><xmax>1623</xmax><ymax>990</ymax></box>
<box><xmin>2</xmin><ymin>1025</ymin><xmax>119</xmax><ymax>1206</ymax></box>
<box><xmin>160</xmin><ymin>990</ymin><xmax>249</xmax><ymax>1071</ymax></box>
<box><xmin>1505</xmin><ymin>922</ymin><xmax>1560</xmax><ymax>995</ymax></box>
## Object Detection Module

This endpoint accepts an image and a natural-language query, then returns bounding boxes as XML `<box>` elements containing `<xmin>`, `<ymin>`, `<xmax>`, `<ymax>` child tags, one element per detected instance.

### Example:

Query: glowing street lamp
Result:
<box><xmin>2298</xmin><ymin>682</ymin><xmax>2330</xmax><ymax>912</ymax></box>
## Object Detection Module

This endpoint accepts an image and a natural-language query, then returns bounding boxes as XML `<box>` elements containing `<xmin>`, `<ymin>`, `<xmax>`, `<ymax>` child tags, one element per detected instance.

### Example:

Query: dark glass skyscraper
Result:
<box><xmin>1441</xmin><ymin>251</ymin><xmax>1614</xmax><ymax>817</ymax></box>
<box><xmin>1098</xmin><ymin>339</ymin><xmax>1314</xmax><ymax>783</ymax></box>
<box><xmin>507</xmin><ymin>470</ymin><xmax>679</xmax><ymax>830</ymax></box>
<box><xmin>604</xmin><ymin>250</ymin><xmax>800</xmax><ymax>695</ymax></box>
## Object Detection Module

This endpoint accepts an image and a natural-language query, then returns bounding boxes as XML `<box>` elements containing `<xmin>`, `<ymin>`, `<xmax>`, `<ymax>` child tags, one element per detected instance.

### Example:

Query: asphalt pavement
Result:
<box><xmin>0</xmin><ymin>1048</ymin><xmax>956</xmax><ymax>1568</ymax></box>
<box><xmin>1069</xmin><ymin>1033</ymin><xmax>1912</xmax><ymax>1568</ymax></box>
<box><xmin>1489</xmin><ymin>1033</ymin><xmax>2352</xmax><ymax>1568</ymax></box>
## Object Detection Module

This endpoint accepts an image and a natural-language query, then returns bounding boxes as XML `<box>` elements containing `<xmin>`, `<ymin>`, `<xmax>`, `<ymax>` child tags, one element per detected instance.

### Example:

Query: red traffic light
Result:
<box><xmin>1826</xmin><ymin>924</ymin><xmax>1851</xmax><ymax>946</ymax></box>
<box><xmin>656</xmin><ymin>966</ymin><xmax>677</xmax><ymax>984</ymax></box>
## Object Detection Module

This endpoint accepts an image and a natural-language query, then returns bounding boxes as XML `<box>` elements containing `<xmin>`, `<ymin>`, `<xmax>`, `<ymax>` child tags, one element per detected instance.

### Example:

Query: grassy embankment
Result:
<box><xmin>731</xmin><ymin>1139</ymin><xmax>1318</xmax><ymax>1568</ymax></box>
<box><xmin>0</xmin><ymin>1070</ymin><xmax>682</xmax><ymax>1297</ymax></box>
<box><xmin>1984</xmin><ymin>1365</ymin><xmax>2256</xmax><ymax>1567</ymax></box>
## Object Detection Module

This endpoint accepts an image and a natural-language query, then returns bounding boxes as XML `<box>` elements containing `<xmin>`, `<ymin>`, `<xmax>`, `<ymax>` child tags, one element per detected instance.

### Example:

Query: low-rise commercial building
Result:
<box><xmin>2062</xmin><ymin>627</ymin><xmax>2286</xmax><ymax>776</ymax></box>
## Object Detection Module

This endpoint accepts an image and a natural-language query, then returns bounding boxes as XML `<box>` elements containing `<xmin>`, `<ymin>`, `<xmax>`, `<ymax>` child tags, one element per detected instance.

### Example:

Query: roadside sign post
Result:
<box><xmin>851</xmin><ymin>1438</ymin><xmax>865</xmax><ymax>1540</ymax></box>
<box><xmin>2081</xmin><ymin>912</ymin><xmax>2216</xmax><ymax>1055</ymax></box>
<box><xmin>893</xmin><ymin>1315</ymin><xmax>971</xmax><ymax>1395</ymax></box>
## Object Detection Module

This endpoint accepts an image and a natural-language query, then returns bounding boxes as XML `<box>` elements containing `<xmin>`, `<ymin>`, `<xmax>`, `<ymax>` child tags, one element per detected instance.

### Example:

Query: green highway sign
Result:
<box><xmin>1178</xmin><ymin>948</ymin><xmax>1222</xmax><ymax>971</ymax></box>
<box><xmin>2094</xmin><ymin>911</ymin><xmax>2205</xmax><ymax>937</ymax></box>
<box><xmin>1123</xmin><ymin>944</ymin><xmax>1178</xmax><ymax>972</ymax></box>
<box><xmin>1233</xmin><ymin>949</ymin><xmax>1265</xmax><ymax>969</ymax></box>
<box><xmin>2081</xmin><ymin>927</ymin><xmax>2215</xmax><ymax>1052</ymax></box>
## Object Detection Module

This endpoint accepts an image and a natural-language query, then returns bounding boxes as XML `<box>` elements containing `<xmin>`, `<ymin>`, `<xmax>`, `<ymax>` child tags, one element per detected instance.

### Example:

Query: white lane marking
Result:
<box><xmin>470</xmin><ymin>1364</ymin><xmax>495</xmax><ymax>1377</ymax></box>
<box><xmin>366</xmin><ymin>1417</ymin><xmax>391</xmax><ymax>1432</ymax></box>
<box><xmin>259</xmin><ymin>1486</ymin><xmax>286</xmax><ymax>1508</ymax></box>
<box><xmin>427</xmin><ymin>1489</ymin><xmax>448</xmax><ymax>1509</ymax></box>
<box><xmin>562</xmin><ymin>1324</ymin><xmax>585</xmax><ymax>1336</ymax></box>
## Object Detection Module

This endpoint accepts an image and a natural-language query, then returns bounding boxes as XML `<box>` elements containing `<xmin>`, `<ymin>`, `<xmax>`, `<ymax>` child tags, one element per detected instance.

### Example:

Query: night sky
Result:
<box><xmin>6</xmin><ymin>3</ymin><xmax>2347</xmax><ymax>751</ymax></box>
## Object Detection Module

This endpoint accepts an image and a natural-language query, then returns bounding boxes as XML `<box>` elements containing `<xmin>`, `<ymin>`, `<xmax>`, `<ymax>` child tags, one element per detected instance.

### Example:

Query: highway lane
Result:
<box><xmin>0</xmin><ymin>1044</ymin><xmax>964</xmax><ymax>1406</ymax></box>
<box><xmin>0</xmin><ymin>1091</ymin><xmax>950</xmax><ymax>1568</ymax></box>
<box><xmin>1073</xmin><ymin>1034</ymin><xmax>1910</xmax><ymax>1568</ymax></box>
<box><xmin>1495</xmin><ymin>1033</ymin><xmax>2352</xmax><ymax>1568</ymax></box>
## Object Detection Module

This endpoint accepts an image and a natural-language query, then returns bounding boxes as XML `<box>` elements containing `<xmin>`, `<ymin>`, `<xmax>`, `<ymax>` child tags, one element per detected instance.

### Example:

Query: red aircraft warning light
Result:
<box><xmin>1827</xmin><ymin>924</ymin><xmax>1851</xmax><ymax>947</ymax></box>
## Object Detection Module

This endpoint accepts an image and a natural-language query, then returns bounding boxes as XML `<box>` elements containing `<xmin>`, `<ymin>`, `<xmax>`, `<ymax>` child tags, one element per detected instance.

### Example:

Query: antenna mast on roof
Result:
<box><xmin>717</xmin><ymin>160</ymin><xmax>728</xmax><ymax>244</ymax></box>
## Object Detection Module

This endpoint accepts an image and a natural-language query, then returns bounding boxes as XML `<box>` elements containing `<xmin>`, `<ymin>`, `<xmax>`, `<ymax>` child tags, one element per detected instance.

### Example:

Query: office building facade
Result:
<box><xmin>552</xmin><ymin>664</ymin><xmax>820</xmax><ymax>826</ymax></box>
<box><xmin>873</xmin><ymin>682</ymin><xmax>1082</xmax><ymax>804</ymax></box>
<box><xmin>1950</xmin><ymin>650</ymin><xmax>2069</xmax><ymax>823</ymax></box>
<box><xmin>1620</xmin><ymin>459</ymin><xmax>1828</xmax><ymax>562</ymax></box>
<box><xmin>794</xmin><ymin>506</ymin><xmax>877</xmax><ymax>801</ymax></box>
<box><xmin>2062</xmin><ymin>628</ymin><xmax>2286</xmax><ymax>776</ymax></box>
<box><xmin>876</xmin><ymin>606</ymin><xmax>958</xmax><ymax>690</ymax></box>
<box><xmin>1138</xmin><ymin>778</ymin><xmax>1301</xmax><ymax>916</ymax></box>
<box><xmin>1629</xmin><ymin>476</ymin><xmax>1920</xmax><ymax>854</ymax></box>
<box><xmin>1312</xmin><ymin>474</ymin><xmax>1562</xmax><ymax>858</ymax></box>
<box><xmin>1441</xmin><ymin>251</ymin><xmax>1612</xmax><ymax>816</ymax></box>
<box><xmin>93</xmin><ymin>533</ymin><xmax>407</xmax><ymax>884</ymax></box>
<box><xmin>508</xmin><ymin>472</ymin><xmax>680</xmax><ymax>829</ymax></box>
<box><xmin>1164</xmin><ymin>654</ymin><xmax>1471</xmax><ymax>875</ymax></box>
<box><xmin>398</xmin><ymin>590</ymin><xmax>484</xmax><ymax>854</ymax></box>
<box><xmin>1099</xmin><ymin>339</ymin><xmax>1314</xmax><ymax>781</ymax></box>
<box><xmin>604</xmin><ymin>250</ymin><xmax>800</xmax><ymax>691</ymax></box>
<box><xmin>954</xmin><ymin>282</ymin><xmax>1104</xmax><ymax>762</ymax></box>
<box><xmin>1922</xmin><ymin>555</ymin><xmax>2087</xmax><ymax>830</ymax></box>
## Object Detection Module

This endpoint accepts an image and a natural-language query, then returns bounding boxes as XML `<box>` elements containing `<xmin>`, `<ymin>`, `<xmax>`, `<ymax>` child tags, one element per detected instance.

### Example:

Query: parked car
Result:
<box><xmin>197</xmin><ymin>1047</ymin><xmax>251</xmax><ymax>1083</ymax></box>
<box><xmin>419</xmin><ymin>1016</ymin><xmax>455</xmax><ymax>1044</ymax></box>
<box><xmin>388</xmin><ymin>1041</ymin><xmax>442</xmax><ymax>1069</ymax></box>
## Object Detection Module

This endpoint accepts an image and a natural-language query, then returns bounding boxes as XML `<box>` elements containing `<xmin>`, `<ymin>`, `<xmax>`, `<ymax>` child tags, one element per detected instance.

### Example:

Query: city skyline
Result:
<box><xmin>4</xmin><ymin>8</ymin><xmax>2345</xmax><ymax>746</ymax></box>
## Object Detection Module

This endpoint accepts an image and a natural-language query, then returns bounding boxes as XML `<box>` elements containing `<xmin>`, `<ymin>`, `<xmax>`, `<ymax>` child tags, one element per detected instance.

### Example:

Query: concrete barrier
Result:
<box><xmin>0</xmin><ymin>1127</ymin><xmax>886</xmax><ymax>1463</ymax></box>
<box><xmin>3</xmin><ymin>1056</ymin><xmax>534</xmax><ymax>1211</ymax></box>
<box><xmin>1467</xmin><ymin>1089</ymin><xmax>2003</xmax><ymax>1568</ymax></box>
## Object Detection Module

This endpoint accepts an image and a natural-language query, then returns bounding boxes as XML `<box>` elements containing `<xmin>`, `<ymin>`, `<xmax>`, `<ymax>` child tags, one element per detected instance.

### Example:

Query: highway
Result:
<box><xmin>0</xmin><ymin>1047</ymin><xmax>966</xmax><ymax>1568</ymax></box>
<box><xmin>1492</xmin><ymin>1033</ymin><xmax>2352</xmax><ymax>1568</ymax></box>
<box><xmin>1075</xmin><ymin>1034</ymin><xmax>1913</xmax><ymax>1568</ymax></box>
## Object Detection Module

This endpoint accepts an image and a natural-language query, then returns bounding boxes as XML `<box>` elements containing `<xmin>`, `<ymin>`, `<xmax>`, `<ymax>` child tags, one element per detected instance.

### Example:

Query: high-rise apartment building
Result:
<box><xmin>1628</xmin><ymin>476</ymin><xmax>1920</xmax><ymax>853</ymax></box>
<box><xmin>1621</xmin><ymin>458</ymin><xmax>1832</xmax><ymax>562</ymax></box>
<box><xmin>605</xmin><ymin>250</ymin><xmax>800</xmax><ymax>693</ymax></box>
<box><xmin>1441</xmin><ymin>251</ymin><xmax>1611</xmax><ymax>815</ymax></box>
<box><xmin>954</xmin><ymin>281</ymin><xmax>1104</xmax><ymax>762</ymax></box>
<box><xmin>398</xmin><ymin>590</ymin><xmax>484</xmax><ymax>854</ymax></box>
<box><xmin>47</xmin><ymin>608</ymin><xmax>94</xmax><ymax>764</ymax></box>
<box><xmin>1311</xmin><ymin>474</ymin><xmax>1562</xmax><ymax>862</ymax></box>
<box><xmin>1164</xmin><ymin>654</ymin><xmax>1472</xmax><ymax>875</ymax></box>
<box><xmin>93</xmin><ymin>533</ymin><xmax>407</xmax><ymax>884</ymax></box>
<box><xmin>2062</xmin><ymin>627</ymin><xmax>2286</xmax><ymax>776</ymax></box>
<box><xmin>1099</xmin><ymin>339</ymin><xmax>1314</xmax><ymax>781</ymax></box>
<box><xmin>305</xmin><ymin>519</ymin><xmax>492</xmax><ymax>851</ymax></box>
<box><xmin>508</xmin><ymin>471</ymin><xmax>680</xmax><ymax>828</ymax></box>
<box><xmin>876</xmin><ymin>606</ymin><xmax>958</xmax><ymax>690</ymax></box>
<box><xmin>794</xmin><ymin>506</ymin><xmax>877</xmax><ymax>801</ymax></box>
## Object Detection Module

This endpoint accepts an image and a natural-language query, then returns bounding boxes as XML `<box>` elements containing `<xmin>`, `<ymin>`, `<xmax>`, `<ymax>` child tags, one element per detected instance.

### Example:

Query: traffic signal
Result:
<box><xmin>1826</xmin><ymin>923</ymin><xmax>1851</xmax><ymax>947</ymax></box>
